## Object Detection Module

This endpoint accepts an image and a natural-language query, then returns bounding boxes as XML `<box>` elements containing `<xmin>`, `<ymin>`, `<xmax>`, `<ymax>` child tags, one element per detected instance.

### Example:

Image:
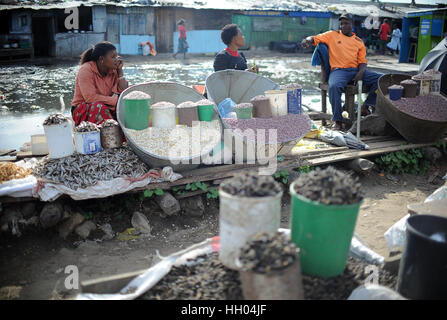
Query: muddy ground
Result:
<box><xmin>0</xmin><ymin>157</ymin><xmax>446</xmax><ymax>300</ymax></box>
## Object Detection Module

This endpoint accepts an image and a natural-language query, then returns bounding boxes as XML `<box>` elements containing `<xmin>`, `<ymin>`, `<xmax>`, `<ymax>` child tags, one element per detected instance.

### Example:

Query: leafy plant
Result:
<box><xmin>374</xmin><ymin>148</ymin><xmax>430</xmax><ymax>175</ymax></box>
<box><xmin>298</xmin><ymin>165</ymin><xmax>312</xmax><ymax>173</ymax></box>
<box><xmin>435</xmin><ymin>140</ymin><xmax>447</xmax><ymax>154</ymax></box>
<box><xmin>139</xmin><ymin>188</ymin><xmax>164</xmax><ymax>200</ymax></box>
<box><xmin>206</xmin><ymin>187</ymin><xmax>219</xmax><ymax>199</ymax></box>
<box><xmin>84</xmin><ymin>211</ymin><xmax>93</xmax><ymax>220</ymax></box>
<box><xmin>273</xmin><ymin>169</ymin><xmax>289</xmax><ymax>184</ymax></box>
<box><xmin>185</xmin><ymin>181</ymin><xmax>208</xmax><ymax>192</ymax></box>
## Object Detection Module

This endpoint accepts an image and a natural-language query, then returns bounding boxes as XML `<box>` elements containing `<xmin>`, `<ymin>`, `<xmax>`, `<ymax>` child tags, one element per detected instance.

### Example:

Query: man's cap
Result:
<box><xmin>339</xmin><ymin>13</ymin><xmax>353</xmax><ymax>21</ymax></box>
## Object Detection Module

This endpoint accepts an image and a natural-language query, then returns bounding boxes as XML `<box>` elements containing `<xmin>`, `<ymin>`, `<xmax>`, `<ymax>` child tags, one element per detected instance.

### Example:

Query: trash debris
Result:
<box><xmin>75</xmin><ymin>221</ymin><xmax>97</xmax><ymax>239</ymax></box>
<box><xmin>99</xmin><ymin>223</ymin><xmax>114</xmax><ymax>240</ymax></box>
<box><xmin>117</xmin><ymin>228</ymin><xmax>140</xmax><ymax>241</ymax></box>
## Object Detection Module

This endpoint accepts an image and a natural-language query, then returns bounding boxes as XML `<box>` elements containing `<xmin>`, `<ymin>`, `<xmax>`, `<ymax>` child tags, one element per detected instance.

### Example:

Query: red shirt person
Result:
<box><xmin>173</xmin><ymin>19</ymin><xmax>188</xmax><ymax>59</ymax></box>
<box><xmin>378</xmin><ymin>19</ymin><xmax>391</xmax><ymax>55</ymax></box>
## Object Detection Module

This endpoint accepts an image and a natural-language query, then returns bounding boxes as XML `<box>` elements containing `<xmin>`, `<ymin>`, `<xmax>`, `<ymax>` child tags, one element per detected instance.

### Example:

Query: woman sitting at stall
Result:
<box><xmin>71</xmin><ymin>41</ymin><xmax>128</xmax><ymax>126</ymax></box>
<box><xmin>214</xmin><ymin>24</ymin><xmax>258</xmax><ymax>73</ymax></box>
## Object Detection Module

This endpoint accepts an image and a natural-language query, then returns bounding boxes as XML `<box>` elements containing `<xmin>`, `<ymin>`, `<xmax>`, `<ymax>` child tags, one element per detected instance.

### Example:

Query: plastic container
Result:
<box><xmin>388</xmin><ymin>85</ymin><xmax>404</xmax><ymax>101</ymax></box>
<box><xmin>197</xmin><ymin>104</ymin><xmax>214</xmax><ymax>122</ymax></box>
<box><xmin>235</xmin><ymin>103</ymin><xmax>253</xmax><ymax>119</ymax></box>
<box><xmin>219</xmin><ymin>188</ymin><xmax>282</xmax><ymax>270</ymax></box>
<box><xmin>427</xmin><ymin>70</ymin><xmax>442</xmax><ymax>94</ymax></box>
<box><xmin>151</xmin><ymin>102</ymin><xmax>176</xmax><ymax>128</ymax></box>
<box><xmin>123</xmin><ymin>93</ymin><xmax>151</xmax><ymax>130</ymax></box>
<box><xmin>265</xmin><ymin>89</ymin><xmax>288</xmax><ymax>116</ymax></box>
<box><xmin>31</xmin><ymin>134</ymin><xmax>49</xmax><ymax>156</ymax></box>
<box><xmin>74</xmin><ymin>131</ymin><xmax>102</xmax><ymax>155</ymax></box>
<box><xmin>43</xmin><ymin>121</ymin><xmax>75</xmax><ymax>159</ymax></box>
<box><xmin>239</xmin><ymin>258</ymin><xmax>304</xmax><ymax>300</ymax></box>
<box><xmin>397</xmin><ymin>214</ymin><xmax>447</xmax><ymax>300</ymax></box>
<box><xmin>282</xmin><ymin>85</ymin><xmax>302</xmax><ymax>115</ymax></box>
<box><xmin>177</xmin><ymin>102</ymin><xmax>199</xmax><ymax>127</ymax></box>
<box><xmin>250</xmin><ymin>95</ymin><xmax>272</xmax><ymax>118</ymax></box>
<box><xmin>289</xmin><ymin>182</ymin><xmax>362</xmax><ymax>277</ymax></box>
<box><xmin>217</xmin><ymin>98</ymin><xmax>236</xmax><ymax>118</ymax></box>
<box><xmin>100</xmin><ymin>125</ymin><xmax>123</xmax><ymax>149</ymax></box>
<box><xmin>400</xmin><ymin>80</ymin><xmax>418</xmax><ymax>98</ymax></box>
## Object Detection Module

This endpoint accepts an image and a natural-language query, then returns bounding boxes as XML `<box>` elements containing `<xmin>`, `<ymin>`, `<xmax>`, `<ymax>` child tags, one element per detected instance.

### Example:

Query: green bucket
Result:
<box><xmin>235</xmin><ymin>107</ymin><xmax>253</xmax><ymax>119</ymax></box>
<box><xmin>289</xmin><ymin>182</ymin><xmax>362</xmax><ymax>277</ymax></box>
<box><xmin>124</xmin><ymin>98</ymin><xmax>150</xmax><ymax>130</ymax></box>
<box><xmin>197</xmin><ymin>104</ymin><xmax>214</xmax><ymax>122</ymax></box>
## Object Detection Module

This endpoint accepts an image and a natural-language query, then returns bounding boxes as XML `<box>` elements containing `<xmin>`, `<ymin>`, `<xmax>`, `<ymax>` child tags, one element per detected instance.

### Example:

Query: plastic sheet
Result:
<box><xmin>348</xmin><ymin>284</ymin><xmax>406</xmax><ymax>300</ymax></box>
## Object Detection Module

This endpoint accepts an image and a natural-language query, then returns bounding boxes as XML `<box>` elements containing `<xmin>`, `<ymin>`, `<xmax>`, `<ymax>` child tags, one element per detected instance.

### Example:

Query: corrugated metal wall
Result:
<box><xmin>233</xmin><ymin>14</ymin><xmax>330</xmax><ymax>48</ymax></box>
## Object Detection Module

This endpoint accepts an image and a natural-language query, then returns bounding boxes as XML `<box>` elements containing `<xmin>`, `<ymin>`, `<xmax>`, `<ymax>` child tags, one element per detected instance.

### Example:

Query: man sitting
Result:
<box><xmin>302</xmin><ymin>14</ymin><xmax>382</xmax><ymax>130</ymax></box>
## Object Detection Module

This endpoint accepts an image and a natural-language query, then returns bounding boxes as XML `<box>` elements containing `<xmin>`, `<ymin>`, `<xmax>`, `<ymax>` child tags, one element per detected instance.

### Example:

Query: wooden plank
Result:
<box><xmin>308</xmin><ymin>138</ymin><xmax>447</xmax><ymax>166</ymax></box>
<box><xmin>0</xmin><ymin>197</ymin><xmax>37</xmax><ymax>204</ymax></box>
<box><xmin>0</xmin><ymin>156</ymin><xmax>17</xmax><ymax>162</ymax></box>
<box><xmin>16</xmin><ymin>151</ymin><xmax>33</xmax><ymax>159</ymax></box>
<box><xmin>0</xmin><ymin>149</ymin><xmax>15</xmax><ymax>156</ymax></box>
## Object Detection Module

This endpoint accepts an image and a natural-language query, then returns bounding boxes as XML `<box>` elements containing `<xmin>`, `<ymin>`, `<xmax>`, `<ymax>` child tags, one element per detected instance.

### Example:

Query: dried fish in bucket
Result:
<box><xmin>43</xmin><ymin>113</ymin><xmax>68</xmax><ymax>126</ymax></box>
<box><xmin>74</xmin><ymin>121</ymin><xmax>100</xmax><ymax>132</ymax></box>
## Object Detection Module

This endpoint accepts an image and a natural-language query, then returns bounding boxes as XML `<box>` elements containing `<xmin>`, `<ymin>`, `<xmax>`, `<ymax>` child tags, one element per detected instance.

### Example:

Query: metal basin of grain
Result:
<box><xmin>117</xmin><ymin>82</ymin><xmax>223</xmax><ymax>171</ymax></box>
<box><xmin>205</xmin><ymin>70</ymin><xmax>309</xmax><ymax>159</ymax></box>
<box><xmin>376</xmin><ymin>74</ymin><xmax>447</xmax><ymax>143</ymax></box>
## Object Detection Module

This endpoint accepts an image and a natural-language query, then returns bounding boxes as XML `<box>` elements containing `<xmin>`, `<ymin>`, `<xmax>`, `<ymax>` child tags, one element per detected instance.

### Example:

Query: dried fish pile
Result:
<box><xmin>140</xmin><ymin>252</ymin><xmax>397</xmax><ymax>300</ymax></box>
<box><xmin>220</xmin><ymin>172</ymin><xmax>282</xmax><ymax>197</ymax></box>
<box><xmin>239</xmin><ymin>232</ymin><xmax>297</xmax><ymax>273</ymax></box>
<box><xmin>33</xmin><ymin>146</ymin><xmax>148</xmax><ymax>190</ymax></box>
<box><xmin>302</xmin><ymin>257</ymin><xmax>397</xmax><ymax>300</ymax></box>
<box><xmin>74</xmin><ymin>121</ymin><xmax>99</xmax><ymax>132</ymax></box>
<box><xmin>101</xmin><ymin>119</ymin><xmax>119</xmax><ymax>128</ymax></box>
<box><xmin>43</xmin><ymin>113</ymin><xmax>68</xmax><ymax>125</ymax></box>
<box><xmin>0</xmin><ymin>162</ymin><xmax>32</xmax><ymax>184</ymax></box>
<box><xmin>293</xmin><ymin>167</ymin><xmax>363</xmax><ymax>205</ymax></box>
<box><xmin>141</xmin><ymin>253</ymin><xmax>243</xmax><ymax>300</ymax></box>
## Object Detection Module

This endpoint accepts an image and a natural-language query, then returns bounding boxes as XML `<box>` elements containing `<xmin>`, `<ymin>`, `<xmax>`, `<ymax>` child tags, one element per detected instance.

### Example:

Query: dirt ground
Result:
<box><xmin>0</xmin><ymin>156</ymin><xmax>446</xmax><ymax>300</ymax></box>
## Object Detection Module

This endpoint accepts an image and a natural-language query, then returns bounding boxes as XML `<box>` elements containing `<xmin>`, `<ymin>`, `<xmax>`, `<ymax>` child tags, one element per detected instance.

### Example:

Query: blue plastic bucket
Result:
<box><xmin>285</xmin><ymin>87</ymin><xmax>302</xmax><ymax>114</ymax></box>
<box><xmin>217</xmin><ymin>98</ymin><xmax>236</xmax><ymax>118</ymax></box>
<box><xmin>389</xmin><ymin>86</ymin><xmax>404</xmax><ymax>101</ymax></box>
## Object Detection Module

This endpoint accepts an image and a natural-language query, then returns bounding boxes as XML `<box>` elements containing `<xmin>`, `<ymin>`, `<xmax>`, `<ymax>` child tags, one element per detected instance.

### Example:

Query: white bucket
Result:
<box><xmin>31</xmin><ymin>134</ymin><xmax>49</xmax><ymax>156</ymax></box>
<box><xmin>43</xmin><ymin>121</ymin><xmax>75</xmax><ymax>159</ymax></box>
<box><xmin>265</xmin><ymin>90</ymin><xmax>288</xmax><ymax>116</ymax></box>
<box><xmin>74</xmin><ymin>131</ymin><xmax>102</xmax><ymax>155</ymax></box>
<box><xmin>151</xmin><ymin>105</ymin><xmax>176</xmax><ymax>128</ymax></box>
<box><xmin>218</xmin><ymin>189</ymin><xmax>282</xmax><ymax>270</ymax></box>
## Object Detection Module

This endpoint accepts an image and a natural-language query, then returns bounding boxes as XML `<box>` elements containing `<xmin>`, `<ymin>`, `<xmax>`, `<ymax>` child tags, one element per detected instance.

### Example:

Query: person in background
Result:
<box><xmin>410</xmin><ymin>26</ymin><xmax>419</xmax><ymax>43</ymax></box>
<box><xmin>71</xmin><ymin>41</ymin><xmax>128</xmax><ymax>126</ymax></box>
<box><xmin>173</xmin><ymin>19</ymin><xmax>188</xmax><ymax>59</ymax></box>
<box><xmin>213</xmin><ymin>24</ymin><xmax>258</xmax><ymax>73</ymax></box>
<box><xmin>387</xmin><ymin>24</ymin><xmax>402</xmax><ymax>56</ymax></box>
<box><xmin>378</xmin><ymin>18</ymin><xmax>391</xmax><ymax>55</ymax></box>
<box><xmin>301</xmin><ymin>14</ymin><xmax>382</xmax><ymax>130</ymax></box>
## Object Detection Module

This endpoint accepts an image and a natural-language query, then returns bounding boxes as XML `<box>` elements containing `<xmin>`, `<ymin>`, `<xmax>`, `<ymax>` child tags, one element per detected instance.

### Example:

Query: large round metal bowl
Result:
<box><xmin>376</xmin><ymin>74</ymin><xmax>447</xmax><ymax>143</ymax></box>
<box><xmin>117</xmin><ymin>82</ymin><xmax>223</xmax><ymax>172</ymax></box>
<box><xmin>205</xmin><ymin>70</ymin><xmax>309</xmax><ymax>160</ymax></box>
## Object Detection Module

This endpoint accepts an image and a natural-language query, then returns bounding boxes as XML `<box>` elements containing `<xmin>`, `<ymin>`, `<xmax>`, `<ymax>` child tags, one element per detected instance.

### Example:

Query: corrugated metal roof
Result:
<box><xmin>0</xmin><ymin>0</ymin><xmax>436</xmax><ymax>19</ymax></box>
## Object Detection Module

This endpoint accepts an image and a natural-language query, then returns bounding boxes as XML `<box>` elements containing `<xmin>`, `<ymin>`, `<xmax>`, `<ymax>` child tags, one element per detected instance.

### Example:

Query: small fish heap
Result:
<box><xmin>141</xmin><ymin>253</ymin><xmax>243</xmax><ymax>300</ymax></box>
<box><xmin>239</xmin><ymin>232</ymin><xmax>297</xmax><ymax>273</ymax></box>
<box><xmin>220</xmin><ymin>172</ymin><xmax>282</xmax><ymax>197</ymax></box>
<box><xmin>74</xmin><ymin>121</ymin><xmax>100</xmax><ymax>132</ymax></box>
<box><xmin>293</xmin><ymin>166</ymin><xmax>363</xmax><ymax>205</ymax></box>
<box><xmin>43</xmin><ymin>113</ymin><xmax>68</xmax><ymax>126</ymax></box>
<box><xmin>101</xmin><ymin>119</ymin><xmax>119</xmax><ymax>128</ymax></box>
<box><xmin>33</xmin><ymin>146</ymin><xmax>148</xmax><ymax>190</ymax></box>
